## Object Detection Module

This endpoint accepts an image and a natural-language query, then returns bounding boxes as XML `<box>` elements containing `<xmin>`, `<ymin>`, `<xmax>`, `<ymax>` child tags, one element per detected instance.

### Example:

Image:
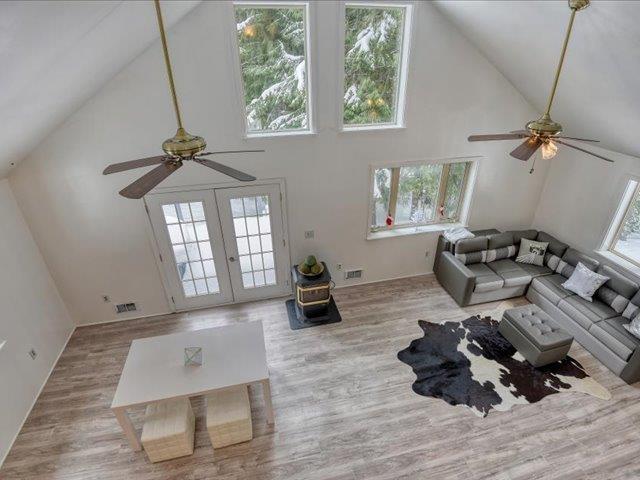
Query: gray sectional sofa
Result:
<box><xmin>434</xmin><ymin>228</ymin><xmax>640</xmax><ymax>384</ymax></box>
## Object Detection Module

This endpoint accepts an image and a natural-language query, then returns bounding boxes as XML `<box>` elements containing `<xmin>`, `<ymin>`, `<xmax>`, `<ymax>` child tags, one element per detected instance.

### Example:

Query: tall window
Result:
<box><xmin>370</xmin><ymin>161</ymin><xmax>472</xmax><ymax>232</ymax></box>
<box><xmin>342</xmin><ymin>3</ymin><xmax>411</xmax><ymax>129</ymax></box>
<box><xmin>605</xmin><ymin>179</ymin><xmax>640</xmax><ymax>267</ymax></box>
<box><xmin>234</xmin><ymin>3</ymin><xmax>311</xmax><ymax>135</ymax></box>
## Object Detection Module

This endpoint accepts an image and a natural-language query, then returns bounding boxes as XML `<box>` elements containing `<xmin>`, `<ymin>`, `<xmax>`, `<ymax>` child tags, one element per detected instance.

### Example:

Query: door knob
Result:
<box><xmin>229</xmin><ymin>256</ymin><xmax>236</xmax><ymax>262</ymax></box>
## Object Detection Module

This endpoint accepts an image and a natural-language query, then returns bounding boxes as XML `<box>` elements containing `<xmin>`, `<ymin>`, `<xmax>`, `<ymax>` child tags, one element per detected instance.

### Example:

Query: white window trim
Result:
<box><xmin>337</xmin><ymin>1</ymin><xmax>414</xmax><ymax>132</ymax></box>
<box><xmin>365</xmin><ymin>156</ymin><xmax>481</xmax><ymax>240</ymax></box>
<box><xmin>596</xmin><ymin>174</ymin><xmax>640</xmax><ymax>275</ymax></box>
<box><xmin>228</xmin><ymin>1</ymin><xmax>317</xmax><ymax>139</ymax></box>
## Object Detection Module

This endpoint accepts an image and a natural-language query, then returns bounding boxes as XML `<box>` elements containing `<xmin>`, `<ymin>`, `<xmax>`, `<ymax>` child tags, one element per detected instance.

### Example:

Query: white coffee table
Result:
<box><xmin>111</xmin><ymin>321</ymin><xmax>273</xmax><ymax>451</ymax></box>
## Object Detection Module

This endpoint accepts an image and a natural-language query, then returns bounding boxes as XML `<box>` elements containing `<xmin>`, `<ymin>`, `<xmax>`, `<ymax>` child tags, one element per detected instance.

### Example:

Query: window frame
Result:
<box><xmin>366</xmin><ymin>157</ymin><xmax>477</xmax><ymax>237</ymax></box>
<box><xmin>338</xmin><ymin>1</ymin><xmax>414</xmax><ymax>132</ymax></box>
<box><xmin>602</xmin><ymin>177</ymin><xmax>640</xmax><ymax>269</ymax></box>
<box><xmin>230</xmin><ymin>1</ymin><xmax>316</xmax><ymax>138</ymax></box>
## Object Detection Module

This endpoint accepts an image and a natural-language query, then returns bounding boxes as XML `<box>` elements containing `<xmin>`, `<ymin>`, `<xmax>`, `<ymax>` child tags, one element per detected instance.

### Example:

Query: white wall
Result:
<box><xmin>534</xmin><ymin>144</ymin><xmax>640</xmax><ymax>277</ymax></box>
<box><xmin>9</xmin><ymin>1</ymin><xmax>549</xmax><ymax>325</ymax></box>
<box><xmin>0</xmin><ymin>180</ymin><xmax>74</xmax><ymax>465</ymax></box>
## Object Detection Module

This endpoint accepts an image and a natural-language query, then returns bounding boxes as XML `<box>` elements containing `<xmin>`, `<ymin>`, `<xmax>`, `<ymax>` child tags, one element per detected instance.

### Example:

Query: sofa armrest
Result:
<box><xmin>435</xmin><ymin>252</ymin><xmax>476</xmax><ymax>306</ymax></box>
<box><xmin>620</xmin><ymin>347</ymin><xmax>640</xmax><ymax>384</ymax></box>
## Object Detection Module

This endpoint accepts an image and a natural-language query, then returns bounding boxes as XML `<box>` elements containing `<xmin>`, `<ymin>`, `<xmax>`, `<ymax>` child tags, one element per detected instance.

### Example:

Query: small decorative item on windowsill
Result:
<box><xmin>184</xmin><ymin>347</ymin><xmax>203</xmax><ymax>366</ymax></box>
<box><xmin>286</xmin><ymin>257</ymin><xmax>342</xmax><ymax>331</ymax></box>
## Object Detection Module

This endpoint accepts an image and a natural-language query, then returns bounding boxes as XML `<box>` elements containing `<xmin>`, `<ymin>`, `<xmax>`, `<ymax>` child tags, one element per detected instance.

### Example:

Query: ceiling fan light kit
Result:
<box><xmin>467</xmin><ymin>0</ymin><xmax>614</xmax><ymax>170</ymax></box>
<box><xmin>102</xmin><ymin>0</ymin><xmax>261</xmax><ymax>199</ymax></box>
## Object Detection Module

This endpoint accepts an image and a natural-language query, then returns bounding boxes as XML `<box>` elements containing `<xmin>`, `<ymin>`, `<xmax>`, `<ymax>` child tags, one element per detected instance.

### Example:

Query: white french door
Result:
<box><xmin>146</xmin><ymin>183</ymin><xmax>290</xmax><ymax>310</ymax></box>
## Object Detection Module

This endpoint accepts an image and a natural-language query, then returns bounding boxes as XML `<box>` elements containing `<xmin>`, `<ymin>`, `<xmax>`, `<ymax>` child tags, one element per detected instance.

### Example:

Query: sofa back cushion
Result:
<box><xmin>505</xmin><ymin>229</ymin><xmax>538</xmax><ymax>246</ymax></box>
<box><xmin>595</xmin><ymin>265</ymin><xmax>639</xmax><ymax>314</ymax></box>
<box><xmin>485</xmin><ymin>233</ymin><xmax>517</xmax><ymax>262</ymax></box>
<box><xmin>624</xmin><ymin>289</ymin><xmax>640</xmax><ymax>320</ymax></box>
<box><xmin>536</xmin><ymin>231</ymin><xmax>569</xmax><ymax>270</ymax></box>
<box><xmin>455</xmin><ymin>237</ymin><xmax>488</xmax><ymax>264</ymax></box>
<box><xmin>555</xmin><ymin>248</ymin><xmax>599</xmax><ymax>278</ymax></box>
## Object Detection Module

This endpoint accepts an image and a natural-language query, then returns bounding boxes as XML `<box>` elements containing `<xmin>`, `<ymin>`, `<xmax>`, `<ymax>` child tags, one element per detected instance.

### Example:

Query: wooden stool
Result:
<box><xmin>141</xmin><ymin>398</ymin><xmax>195</xmax><ymax>463</ymax></box>
<box><xmin>206</xmin><ymin>386</ymin><xmax>253</xmax><ymax>448</ymax></box>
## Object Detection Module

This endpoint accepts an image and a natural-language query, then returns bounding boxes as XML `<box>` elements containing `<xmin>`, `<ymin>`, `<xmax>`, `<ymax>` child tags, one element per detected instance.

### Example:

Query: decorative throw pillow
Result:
<box><xmin>562</xmin><ymin>263</ymin><xmax>609</xmax><ymax>302</ymax></box>
<box><xmin>624</xmin><ymin>317</ymin><xmax>640</xmax><ymax>339</ymax></box>
<box><xmin>516</xmin><ymin>238</ymin><xmax>549</xmax><ymax>266</ymax></box>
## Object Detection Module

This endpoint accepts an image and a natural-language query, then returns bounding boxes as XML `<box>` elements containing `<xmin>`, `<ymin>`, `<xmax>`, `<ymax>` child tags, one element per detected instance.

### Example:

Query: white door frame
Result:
<box><xmin>144</xmin><ymin>178</ymin><xmax>292</xmax><ymax>312</ymax></box>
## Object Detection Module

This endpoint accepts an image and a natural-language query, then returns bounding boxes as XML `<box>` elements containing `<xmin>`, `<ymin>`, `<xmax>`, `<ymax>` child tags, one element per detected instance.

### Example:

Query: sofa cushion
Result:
<box><xmin>505</xmin><ymin>229</ymin><xmax>538</xmax><ymax>245</ymax></box>
<box><xmin>517</xmin><ymin>263</ymin><xmax>554</xmax><ymax>278</ymax></box>
<box><xmin>487</xmin><ymin>259</ymin><xmax>532</xmax><ymax>287</ymax></box>
<box><xmin>471</xmin><ymin>229</ymin><xmax>500</xmax><ymax>237</ymax></box>
<box><xmin>468</xmin><ymin>263</ymin><xmax>504</xmax><ymax>293</ymax></box>
<box><xmin>488</xmin><ymin>233</ymin><xmax>514</xmax><ymax>250</ymax></box>
<box><xmin>558</xmin><ymin>295</ymin><xmax>618</xmax><ymax>330</ymax></box>
<box><xmin>589</xmin><ymin>317</ymin><xmax>639</xmax><ymax>361</ymax></box>
<box><xmin>530</xmin><ymin>274</ymin><xmax>574</xmax><ymax>305</ymax></box>
<box><xmin>555</xmin><ymin>248</ymin><xmax>599</xmax><ymax>278</ymax></box>
<box><xmin>595</xmin><ymin>265</ymin><xmax>639</xmax><ymax>314</ymax></box>
<box><xmin>623</xmin><ymin>289</ymin><xmax>640</xmax><ymax>320</ymax></box>
<box><xmin>537</xmin><ymin>231</ymin><xmax>569</xmax><ymax>258</ymax></box>
<box><xmin>455</xmin><ymin>237</ymin><xmax>488</xmax><ymax>265</ymax></box>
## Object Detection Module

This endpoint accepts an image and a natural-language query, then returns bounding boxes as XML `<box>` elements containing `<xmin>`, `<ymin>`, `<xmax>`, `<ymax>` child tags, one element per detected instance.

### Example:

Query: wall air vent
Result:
<box><xmin>345</xmin><ymin>269</ymin><xmax>363</xmax><ymax>280</ymax></box>
<box><xmin>115</xmin><ymin>303</ymin><xmax>137</xmax><ymax>314</ymax></box>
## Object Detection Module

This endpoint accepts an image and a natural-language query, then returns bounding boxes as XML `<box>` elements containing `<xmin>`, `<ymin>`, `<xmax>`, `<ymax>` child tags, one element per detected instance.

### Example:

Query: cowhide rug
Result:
<box><xmin>397</xmin><ymin>315</ymin><xmax>610</xmax><ymax>417</ymax></box>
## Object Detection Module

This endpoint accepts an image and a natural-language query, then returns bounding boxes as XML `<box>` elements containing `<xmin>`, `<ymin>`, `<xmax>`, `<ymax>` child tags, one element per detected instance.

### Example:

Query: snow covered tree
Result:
<box><xmin>235</xmin><ymin>7</ymin><xmax>308</xmax><ymax>132</ymax></box>
<box><xmin>343</xmin><ymin>6</ymin><xmax>404</xmax><ymax>125</ymax></box>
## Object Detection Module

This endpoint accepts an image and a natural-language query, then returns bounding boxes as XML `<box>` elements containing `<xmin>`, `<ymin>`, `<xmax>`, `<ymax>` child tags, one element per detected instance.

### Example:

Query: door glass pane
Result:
<box><xmin>162</xmin><ymin>201</ymin><xmax>221</xmax><ymax>297</ymax></box>
<box><xmin>230</xmin><ymin>195</ymin><xmax>277</xmax><ymax>289</ymax></box>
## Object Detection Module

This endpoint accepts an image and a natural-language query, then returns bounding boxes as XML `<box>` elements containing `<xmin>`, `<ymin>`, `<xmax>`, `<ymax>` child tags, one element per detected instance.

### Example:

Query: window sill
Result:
<box><xmin>340</xmin><ymin>124</ymin><xmax>406</xmax><ymax>133</ymax></box>
<box><xmin>367</xmin><ymin>223</ymin><xmax>464</xmax><ymax>241</ymax></box>
<box><xmin>594</xmin><ymin>250</ymin><xmax>640</xmax><ymax>278</ymax></box>
<box><xmin>245</xmin><ymin>129</ymin><xmax>316</xmax><ymax>140</ymax></box>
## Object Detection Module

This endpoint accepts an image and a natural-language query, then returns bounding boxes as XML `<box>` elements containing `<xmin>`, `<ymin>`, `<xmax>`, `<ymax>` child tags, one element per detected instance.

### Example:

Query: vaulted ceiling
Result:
<box><xmin>1</xmin><ymin>0</ymin><xmax>638</xmax><ymax>179</ymax></box>
<box><xmin>433</xmin><ymin>0</ymin><xmax>640</xmax><ymax>159</ymax></box>
<box><xmin>0</xmin><ymin>0</ymin><xmax>200</xmax><ymax>177</ymax></box>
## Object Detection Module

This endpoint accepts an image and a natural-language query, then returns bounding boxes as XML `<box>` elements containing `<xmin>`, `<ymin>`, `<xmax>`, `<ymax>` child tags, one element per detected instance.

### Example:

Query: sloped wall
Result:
<box><xmin>9</xmin><ymin>1</ymin><xmax>548</xmax><ymax>325</ymax></box>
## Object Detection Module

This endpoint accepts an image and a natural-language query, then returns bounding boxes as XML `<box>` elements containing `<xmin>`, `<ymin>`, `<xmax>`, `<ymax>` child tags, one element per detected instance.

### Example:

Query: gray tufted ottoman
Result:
<box><xmin>499</xmin><ymin>304</ymin><xmax>573</xmax><ymax>367</ymax></box>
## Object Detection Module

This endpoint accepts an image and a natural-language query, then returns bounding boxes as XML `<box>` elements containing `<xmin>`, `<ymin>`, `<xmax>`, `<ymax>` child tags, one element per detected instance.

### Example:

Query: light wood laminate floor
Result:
<box><xmin>2</xmin><ymin>275</ymin><xmax>640</xmax><ymax>479</ymax></box>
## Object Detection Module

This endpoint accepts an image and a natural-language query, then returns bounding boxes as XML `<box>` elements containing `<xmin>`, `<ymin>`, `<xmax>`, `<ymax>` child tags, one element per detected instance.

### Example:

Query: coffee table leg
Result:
<box><xmin>261</xmin><ymin>379</ymin><xmax>275</xmax><ymax>425</ymax></box>
<box><xmin>113</xmin><ymin>407</ymin><xmax>142</xmax><ymax>451</ymax></box>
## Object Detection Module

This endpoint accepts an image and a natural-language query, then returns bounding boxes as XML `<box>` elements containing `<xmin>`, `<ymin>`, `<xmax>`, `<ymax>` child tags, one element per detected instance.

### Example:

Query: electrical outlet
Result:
<box><xmin>336</xmin><ymin>263</ymin><xmax>343</xmax><ymax>270</ymax></box>
<box><xmin>425</xmin><ymin>250</ymin><xmax>430</xmax><ymax>258</ymax></box>
<box><xmin>28</xmin><ymin>348</ymin><xmax>37</xmax><ymax>360</ymax></box>
<box><xmin>304</xmin><ymin>230</ymin><xmax>315</xmax><ymax>239</ymax></box>
<box><xmin>102</xmin><ymin>295</ymin><xmax>111</xmax><ymax>303</ymax></box>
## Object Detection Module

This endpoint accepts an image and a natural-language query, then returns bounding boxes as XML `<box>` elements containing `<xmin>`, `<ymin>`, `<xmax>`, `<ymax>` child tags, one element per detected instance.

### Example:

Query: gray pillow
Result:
<box><xmin>562</xmin><ymin>263</ymin><xmax>609</xmax><ymax>302</ymax></box>
<box><xmin>516</xmin><ymin>238</ymin><xmax>549</xmax><ymax>266</ymax></box>
<box><xmin>624</xmin><ymin>317</ymin><xmax>640</xmax><ymax>339</ymax></box>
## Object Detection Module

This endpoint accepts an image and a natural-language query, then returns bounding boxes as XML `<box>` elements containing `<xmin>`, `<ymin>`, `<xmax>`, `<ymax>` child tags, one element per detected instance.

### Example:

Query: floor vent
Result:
<box><xmin>345</xmin><ymin>269</ymin><xmax>363</xmax><ymax>280</ymax></box>
<box><xmin>116</xmin><ymin>303</ymin><xmax>137</xmax><ymax>314</ymax></box>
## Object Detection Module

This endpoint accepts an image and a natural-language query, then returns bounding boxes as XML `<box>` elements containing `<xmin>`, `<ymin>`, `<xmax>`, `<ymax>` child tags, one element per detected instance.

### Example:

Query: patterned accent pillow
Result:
<box><xmin>516</xmin><ymin>238</ymin><xmax>548</xmax><ymax>266</ymax></box>
<box><xmin>624</xmin><ymin>317</ymin><xmax>640</xmax><ymax>339</ymax></box>
<box><xmin>595</xmin><ymin>286</ymin><xmax>630</xmax><ymax>314</ymax></box>
<box><xmin>622</xmin><ymin>301</ymin><xmax>640</xmax><ymax>320</ymax></box>
<box><xmin>562</xmin><ymin>263</ymin><xmax>609</xmax><ymax>302</ymax></box>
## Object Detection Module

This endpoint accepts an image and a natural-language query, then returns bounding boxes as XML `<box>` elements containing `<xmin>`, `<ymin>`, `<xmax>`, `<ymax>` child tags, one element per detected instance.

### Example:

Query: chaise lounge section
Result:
<box><xmin>434</xmin><ymin>228</ymin><xmax>640</xmax><ymax>384</ymax></box>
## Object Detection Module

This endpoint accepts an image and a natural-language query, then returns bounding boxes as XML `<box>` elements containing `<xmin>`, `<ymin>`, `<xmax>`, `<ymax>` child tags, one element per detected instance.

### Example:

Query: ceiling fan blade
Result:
<box><xmin>103</xmin><ymin>155</ymin><xmax>167</xmax><ymax>175</ymax></box>
<box><xmin>197</xmin><ymin>150</ymin><xmax>265</xmax><ymax>156</ymax></box>
<box><xmin>554</xmin><ymin>135</ymin><xmax>600</xmax><ymax>143</ymax></box>
<box><xmin>510</xmin><ymin>137</ymin><xmax>542</xmax><ymax>161</ymax></box>
<box><xmin>194</xmin><ymin>158</ymin><xmax>256</xmax><ymax>182</ymax></box>
<box><xmin>119</xmin><ymin>161</ymin><xmax>182</xmax><ymax>199</ymax></box>
<box><xmin>468</xmin><ymin>133</ymin><xmax>527</xmax><ymax>142</ymax></box>
<box><xmin>555</xmin><ymin>140</ymin><xmax>614</xmax><ymax>163</ymax></box>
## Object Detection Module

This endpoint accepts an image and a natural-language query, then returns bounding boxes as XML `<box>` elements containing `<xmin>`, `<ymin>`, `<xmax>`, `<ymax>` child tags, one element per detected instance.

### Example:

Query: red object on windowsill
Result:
<box><xmin>386</xmin><ymin>215</ymin><xmax>394</xmax><ymax>226</ymax></box>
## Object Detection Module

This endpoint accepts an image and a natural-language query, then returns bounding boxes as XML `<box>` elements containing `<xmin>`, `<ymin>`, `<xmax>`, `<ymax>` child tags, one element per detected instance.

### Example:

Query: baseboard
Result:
<box><xmin>0</xmin><ymin>325</ymin><xmax>76</xmax><ymax>468</ymax></box>
<box><xmin>333</xmin><ymin>271</ymin><xmax>434</xmax><ymax>290</ymax></box>
<box><xmin>77</xmin><ymin>311</ymin><xmax>172</xmax><ymax>328</ymax></box>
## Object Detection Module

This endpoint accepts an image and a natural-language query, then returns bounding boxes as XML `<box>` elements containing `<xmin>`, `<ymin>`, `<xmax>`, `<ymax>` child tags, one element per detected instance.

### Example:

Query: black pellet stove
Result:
<box><xmin>285</xmin><ymin>262</ymin><xmax>342</xmax><ymax>330</ymax></box>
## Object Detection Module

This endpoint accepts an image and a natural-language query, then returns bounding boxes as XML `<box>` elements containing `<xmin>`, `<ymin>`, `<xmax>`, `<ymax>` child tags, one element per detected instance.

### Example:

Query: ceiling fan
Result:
<box><xmin>468</xmin><ymin>0</ymin><xmax>614</xmax><ymax>171</ymax></box>
<box><xmin>103</xmin><ymin>0</ymin><xmax>262</xmax><ymax>199</ymax></box>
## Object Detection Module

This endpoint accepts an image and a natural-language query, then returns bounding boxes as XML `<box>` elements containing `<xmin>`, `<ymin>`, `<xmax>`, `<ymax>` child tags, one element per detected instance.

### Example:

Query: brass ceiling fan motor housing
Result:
<box><xmin>526</xmin><ymin>114</ymin><xmax>563</xmax><ymax>138</ymax></box>
<box><xmin>569</xmin><ymin>0</ymin><xmax>590</xmax><ymax>12</ymax></box>
<box><xmin>162</xmin><ymin>127</ymin><xmax>207</xmax><ymax>158</ymax></box>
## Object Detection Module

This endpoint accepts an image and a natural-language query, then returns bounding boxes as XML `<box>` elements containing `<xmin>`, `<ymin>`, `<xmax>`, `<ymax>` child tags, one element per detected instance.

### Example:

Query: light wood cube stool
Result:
<box><xmin>206</xmin><ymin>386</ymin><xmax>253</xmax><ymax>448</ymax></box>
<box><xmin>141</xmin><ymin>398</ymin><xmax>195</xmax><ymax>463</ymax></box>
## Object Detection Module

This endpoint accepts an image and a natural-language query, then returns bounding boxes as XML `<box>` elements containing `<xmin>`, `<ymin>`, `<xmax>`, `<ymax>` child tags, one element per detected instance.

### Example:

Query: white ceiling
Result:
<box><xmin>433</xmin><ymin>0</ymin><xmax>640</xmax><ymax>159</ymax></box>
<box><xmin>0</xmin><ymin>0</ymin><xmax>200</xmax><ymax>177</ymax></box>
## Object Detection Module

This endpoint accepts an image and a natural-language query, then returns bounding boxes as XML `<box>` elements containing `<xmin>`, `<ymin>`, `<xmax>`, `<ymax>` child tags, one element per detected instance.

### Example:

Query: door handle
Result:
<box><xmin>229</xmin><ymin>256</ymin><xmax>236</xmax><ymax>262</ymax></box>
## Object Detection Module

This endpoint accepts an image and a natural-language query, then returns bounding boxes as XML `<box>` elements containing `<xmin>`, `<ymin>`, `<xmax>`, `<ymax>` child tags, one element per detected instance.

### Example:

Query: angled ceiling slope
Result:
<box><xmin>433</xmin><ymin>0</ymin><xmax>640</xmax><ymax>159</ymax></box>
<box><xmin>0</xmin><ymin>0</ymin><xmax>201</xmax><ymax>178</ymax></box>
